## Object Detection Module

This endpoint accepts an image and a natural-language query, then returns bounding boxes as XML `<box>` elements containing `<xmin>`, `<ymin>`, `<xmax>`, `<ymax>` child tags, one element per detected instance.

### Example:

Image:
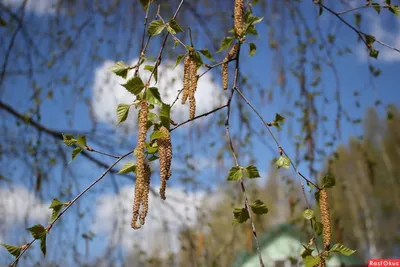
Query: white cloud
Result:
<box><xmin>2</xmin><ymin>0</ymin><xmax>58</xmax><ymax>15</ymax></box>
<box><xmin>92</xmin><ymin>185</ymin><xmax>223</xmax><ymax>255</ymax></box>
<box><xmin>0</xmin><ymin>186</ymin><xmax>50</xmax><ymax>242</ymax></box>
<box><xmin>356</xmin><ymin>13</ymin><xmax>400</xmax><ymax>62</ymax></box>
<box><xmin>92</xmin><ymin>59</ymin><xmax>225</xmax><ymax>131</ymax></box>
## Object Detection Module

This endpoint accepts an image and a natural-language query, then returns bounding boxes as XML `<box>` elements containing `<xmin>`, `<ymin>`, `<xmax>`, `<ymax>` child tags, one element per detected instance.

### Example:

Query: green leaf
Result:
<box><xmin>139</xmin><ymin>0</ymin><xmax>152</xmax><ymax>10</ymax></box>
<box><xmin>300</xmin><ymin>245</ymin><xmax>314</xmax><ymax>258</ymax></box>
<box><xmin>303</xmin><ymin>255</ymin><xmax>321</xmax><ymax>267</ymax></box>
<box><xmin>371</xmin><ymin>3</ymin><xmax>381</xmax><ymax>13</ymax></box>
<box><xmin>146</xmin><ymin>142</ymin><xmax>158</xmax><ymax>154</ymax></box>
<box><xmin>369</xmin><ymin>49</ymin><xmax>379</xmax><ymax>59</ymax></box>
<box><xmin>110</xmin><ymin>61</ymin><xmax>129</xmax><ymax>79</ymax></box>
<box><xmin>76</xmin><ymin>136</ymin><xmax>87</xmax><ymax>147</ymax></box>
<box><xmin>0</xmin><ymin>16</ymin><xmax>7</xmax><ymax>27</ymax></box>
<box><xmin>243</xmin><ymin>165</ymin><xmax>260</xmax><ymax>179</ymax></box>
<box><xmin>49</xmin><ymin>198</ymin><xmax>64</xmax><ymax>222</ymax></box>
<box><xmin>1</xmin><ymin>244</ymin><xmax>22</xmax><ymax>257</ymax></box>
<box><xmin>116</xmin><ymin>104</ymin><xmax>130</xmax><ymax>124</ymax></box>
<box><xmin>168</xmin><ymin>19</ymin><xmax>183</xmax><ymax>34</ymax></box>
<box><xmin>118</xmin><ymin>162</ymin><xmax>136</xmax><ymax>174</ymax></box>
<box><xmin>40</xmin><ymin>234</ymin><xmax>47</xmax><ymax>256</ymax></box>
<box><xmin>354</xmin><ymin>13</ymin><xmax>361</xmax><ymax>27</ymax></box>
<box><xmin>246</xmin><ymin>25</ymin><xmax>258</xmax><ymax>36</ymax></box>
<box><xmin>302</xmin><ymin>209</ymin><xmax>315</xmax><ymax>220</ymax></box>
<box><xmin>145</xmin><ymin>87</ymin><xmax>162</xmax><ymax>105</ymax></box>
<box><xmin>193</xmin><ymin>51</ymin><xmax>204</xmax><ymax>67</ymax></box>
<box><xmin>71</xmin><ymin>147</ymin><xmax>83</xmax><ymax>161</ymax></box>
<box><xmin>365</xmin><ymin>35</ymin><xmax>376</xmax><ymax>47</ymax></box>
<box><xmin>144</xmin><ymin>65</ymin><xmax>158</xmax><ymax>82</ymax></box>
<box><xmin>175</xmin><ymin>54</ymin><xmax>185</xmax><ymax>68</ymax></box>
<box><xmin>249</xmin><ymin>200</ymin><xmax>268</xmax><ymax>215</ymax></box>
<box><xmin>385</xmin><ymin>0</ymin><xmax>391</xmax><ymax>5</ymax></box>
<box><xmin>122</xmin><ymin>77</ymin><xmax>145</xmax><ymax>95</ymax></box>
<box><xmin>27</xmin><ymin>224</ymin><xmax>47</xmax><ymax>239</ymax></box>
<box><xmin>217</xmin><ymin>37</ymin><xmax>234</xmax><ymax>53</ymax></box>
<box><xmin>199</xmin><ymin>49</ymin><xmax>215</xmax><ymax>61</ymax></box>
<box><xmin>329</xmin><ymin>243</ymin><xmax>356</xmax><ymax>256</ymax></box>
<box><xmin>148</xmin><ymin>20</ymin><xmax>165</xmax><ymax>36</ymax></box>
<box><xmin>276</xmin><ymin>156</ymin><xmax>290</xmax><ymax>169</ymax></box>
<box><xmin>233</xmin><ymin>207</ymin><xmax>249</xmax><ymax>224</ymax></box>
<box><xmin>62</xmin><ymin>134</ymin><xmax>76</xmax><ymax>146</ymax></box>
<box><xmin>160</xmin><ymin>103</ymin><xmax>171</xmax><ymax>129</ymax></box>
<box><xmin>150</xmin><ymin>130</ymin><xmax>167</xmax><ymax>141</ymax></box>
<box><xmin>322</xmin><ymin>174</ymin><xmax>335</xmax><ymax>188</ymax></box>
<box><xmin>275</xmin><ymin>113</ymin><xmax>285</xmax><ymax>123</ymax></box>
<box><xmin>227</xmin><ymin>166</ymin><xmax>242</xmax><ymax>181</ymax></box>
<box><xmin>248</xmin><ymin>43</ymin><xmax>256</xmax><ymax>57</ymax></box>
<box><xmin>389</xmin><ymin>5</ymin><xmax>400</xmax><ymax>16</ymax></box>
<box><xmin>314</xmin><ymin>221</ymin><xmax>323</xmax><ymax>236</ymax></box>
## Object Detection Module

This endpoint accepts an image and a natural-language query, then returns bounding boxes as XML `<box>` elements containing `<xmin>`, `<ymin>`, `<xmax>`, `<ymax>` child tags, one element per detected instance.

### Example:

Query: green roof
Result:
<box><xmin>232</xmin><ymin>223</ymin><xmax>362</xmax><ymax>267</ymax></box>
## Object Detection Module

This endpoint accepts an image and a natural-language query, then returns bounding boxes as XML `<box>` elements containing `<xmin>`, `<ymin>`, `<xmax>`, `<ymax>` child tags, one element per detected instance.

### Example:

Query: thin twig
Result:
<box><xmin>9</xmin><ymin>150</ymin><xmax>134</xmax><ymax>266</ymax></box>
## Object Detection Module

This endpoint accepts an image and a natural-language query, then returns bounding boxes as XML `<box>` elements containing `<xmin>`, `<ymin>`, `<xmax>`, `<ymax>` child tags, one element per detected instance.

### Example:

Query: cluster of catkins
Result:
<box><xmin>131</xmin><ymin>101</ymin><xmax>172</xmax><ymax>229</ymax></box>
<box><xmin>319</xmin><ymin>189</ymin><xmax>331</xmax><ymax>251</ymax></box>
<box><xmin>181</xmin><ymin>51</ymin><xmax>198</xmax><ymax>120</ymax></box>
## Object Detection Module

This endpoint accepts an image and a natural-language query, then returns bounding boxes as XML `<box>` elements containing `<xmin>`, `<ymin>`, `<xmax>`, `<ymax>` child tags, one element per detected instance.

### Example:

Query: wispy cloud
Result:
<box><xmin>92</xmin><ymin>60</ymin><xmax>224</xmax><ymax>132</ymax></box>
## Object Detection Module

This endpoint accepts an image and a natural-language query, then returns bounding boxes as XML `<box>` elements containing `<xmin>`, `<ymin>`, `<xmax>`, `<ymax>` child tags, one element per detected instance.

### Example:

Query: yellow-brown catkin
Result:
<box><xmin>182</xmin><ymin>56</ymin><xmax>190</xmax><ymax>105</ymax></box>
<box><xmin>139</xmin><ymin>162</ymin><xmax>151</xmax><ymax>225</ymax></box>
<box><xmin>196</xmin><ymin>232</ymin><xmax>204</xmax><ymax>257</ymax></box>
<box><xmin>157</xmin><ymin>126</ymin><xmax>172</xmax><ymax>200</ymax></box>
<box><xmin>222</xmin><ymin>43</ymin><xmax>239</xmax><ymax>90</ymax></box>
<box><xmin>182</xmin><ymin>53</ymin><xmax>198</xmax><ymax>119</ymax></box>
<box><xmin>234</xmin><ymin>0</ymin><xmax>244</xmax><ymax>37</ymax></box>
<box><xmin>319</xmin><ymin>189</ymin><xmax>331</xmax><ymax>250</ymax></box>
<box><xmin>131</xmin><ymin>101</ymin><xmax>149</xmax><ymax>229</ymax></box>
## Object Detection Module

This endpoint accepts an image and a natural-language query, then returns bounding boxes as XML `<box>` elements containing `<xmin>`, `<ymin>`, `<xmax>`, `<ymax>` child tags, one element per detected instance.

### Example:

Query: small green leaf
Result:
<box><xmin>227</xmin><ymin>166</ymin><xmax>242</xmax><ymax>181</ymax></box>
<box><xmin>314</xmin><ymin>221</ymin><xmax>323</xmax><ymax>236</ymax></box>
<box><xmin>354</xmin><ymin>13</ymin><xmax>361</xmax><ymax>27</ymax></box>
<box><xmin>160</xmin><ymin>103</ymin><xmax>171</xmax><ymax>130</ymax></box>
<box><xmin>389</xmin><ymin>5</ymin><xmax>400</xmax><ymax>16</ymax></box>
<box><xmin>146</xmin><ymin>142</ymin><xmax>158</xmax><ymax>154</ymax></box>
<box><xmin>150</xmin><ymin>130</ymin><xmax>167</xmax><ymax>141</ymax></box>
<box><xmin>365</xmin><ymin>35</ymin><xmax>376</xmax><ymax>46</ymax></box>
<box><xmin>1</xmin><ymin>244</ymin><xmax>22</xmax><ymax>257</ymax></box>
<box><xmin>116</xmin><ymin>104</ymin><xmax>130</xmax><ymax>124</ymax></box>
<box><xmin>118</xmin><ymin>162</ymin><xmax>136</xmax><ymax>174</ymax></box>
<box><xmin>371</xmin><ymin>3</ymin><xmax>381</xmax><ymax>13</ymax></box>
<box><xmin>249</xmin><ymin>43</ymin><xmax>256</xmax><ymax>57</ymax></box>
<box><xmin>233</xmin><ymin>207</ymin><xmax>249</xmax><ymax>224</ymax></box>
<box><xmin>329</xmin><ymin>243</ymin><xmax>356</xmax><ymax>256</ymax></box>
<box><xmin>276</xmin><ymin>156</ymin><xmax>290</xmax><ymax>169</ymax></box>
<box><xmin>199</xmin><ymin>49</ymin><xmax>215</xmax><ymax>61</ymax></box>
<box><xmin>139</xmin><ymin>0</ymin><xmax>152</xmax><ymax>10</ymax></box>
<box><xmin>300</xmin><ymin>245</ymin><xmax>314</xmax><ymax>258</ymax></box>
<box><xmin>302</xmin><ymin>209</ymin><xmax>315</xmax><ymax>220</ymax></box>
<box><xmin>27</xmin><ymin>224</ymin><xmax>47</xmax><ymax>239</ymax></box>
<box><xmin>40</xmin><ymin>234</ymin><xmax>47</xmax><ymax>256</ymax></box>
<box><xmin>62</xmin><ymin>134</ymin><xmax>76</xmax><ymax>146</ymax></box>
<box><xmin>217</xmin><ymin>37</ymin><xmax>234</xmax><ymax>53</ymax></box>
<box><xmin>249</xmin><ymin>200</ymin><xmax>268</xmax><ymax>215</ymax></box>
<box><xmin>49</xmin><ymin>198</ymin><xmax>64</xmax><ymax>222</ymax></box>
<box><xmin>275</xmin><ymin>113</ymin><xmax>285</xmax><ymax>123</ymax></box>
<box><xmin>71</xmin><ymin>147</ymin><xmax>83</xmax><ymax>161</ymax></box>
<box><xmin>369</xmin><ymin>49</ymin><xmax>379</xmax><ymax>59</ymax></box>
<box><xmin>322</xmin><ymin>174</ymin><xmax>335</xmax><ymax>188</ymax></box>
<box><xmin>168</xmin><ymin>19</ymin><xmax>183</xmax><ymax>33</ymax></box>
<box><xmin>122</xmin><ymin>77</ymin><xmax>145</xmax><ymax>95</ymax></box>
<box><xmin>145</xmin><ymin>87</ymin><xmax>162</xmax><ymax>105</ymax></box>
<box><xmin>304</xmin><ymin>255</ymin><xmax>321</xmax><ymax>267</ymax></box>
<box><xmin>144</xmin><ymin>65</ymin><xmax>158</xmax><ymax>82</ymax></box>
<box><xmin>193</xmin><ymin>51</ymin><xmax>204</xmax><ymax>67</ymax></box>
<box><xmin>110</xmin><ymin>61</ymin><xmax>129</xmax><ymax>79</ymax></box>
<box><xmin>148</xmin><ymin>20</ymin><xmax>165</xmax><ymax>36</ymax></box>
<box><xmin>76</xmin><ymin>136</ymin><xmax>87</xmax><ymax>147</ymax></box>
<box><xmin>243</xmin><ymin>165</ymin><xmax>260</xmax><ymax>179</ymax></box>
<box><xmin>175</xmin><ymin>54</ymin><xmax>185</xmax><ymax>68</ymax></box>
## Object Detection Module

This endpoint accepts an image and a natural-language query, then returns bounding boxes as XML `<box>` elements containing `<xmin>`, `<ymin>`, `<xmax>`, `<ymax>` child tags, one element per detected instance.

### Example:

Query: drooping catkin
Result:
<box><xmin>181</xmin><ymin>53</ymin><xmax>198</xmax><ymax>119</ymax></box>
<box><xmin>234</xmin><ymin>0</ymin><xmax>244</xmax><ymax>37</ymax></box>
<box><xmin>131</xmin><ymin>100</ymin><xmax>149</xmax><ymax>229</ymax></box>
<box><xmin>222</xmin><ymin>43</ymin><xmax>239</xmax><ymax>90</ymax></box>
<box><xmin>139</xmin><ymin>162</ymin><xmax>151</xmax><ymax>225</ymax></box>
<box><xmin>158</xmin><ymin>126</ymin><xmax>172</xmax><ymax>200</ymax></box>
<box><xmin>319</xmin><ymin>189</ymin><xmax>331</xmax><ymax>250</ymax></box>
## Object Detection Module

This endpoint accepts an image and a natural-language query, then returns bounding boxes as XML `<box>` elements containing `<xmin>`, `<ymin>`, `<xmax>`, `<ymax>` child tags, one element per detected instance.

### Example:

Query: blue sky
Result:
<box><xmin>1</xmin><ymin>0</ymin><xmax>400</xmax><ymax>265</ymax></box>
